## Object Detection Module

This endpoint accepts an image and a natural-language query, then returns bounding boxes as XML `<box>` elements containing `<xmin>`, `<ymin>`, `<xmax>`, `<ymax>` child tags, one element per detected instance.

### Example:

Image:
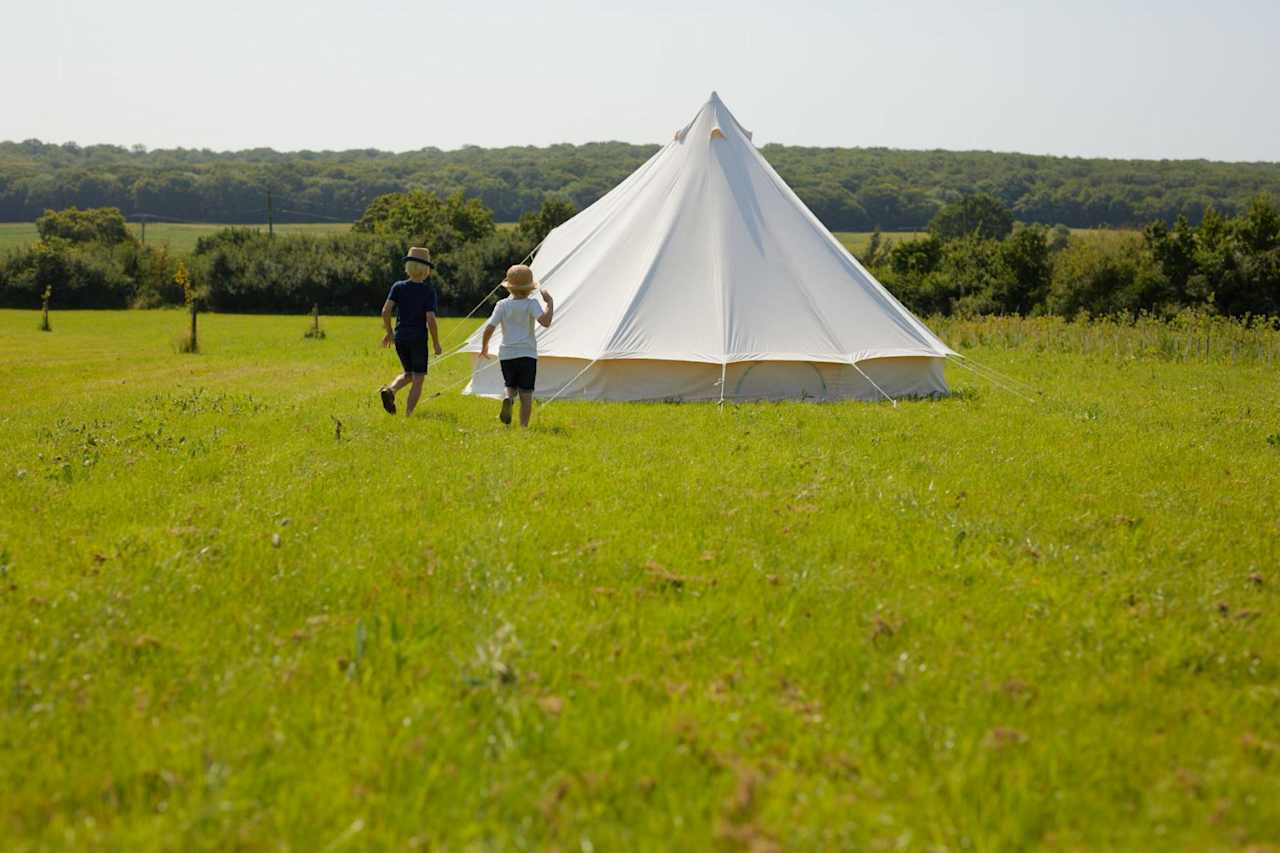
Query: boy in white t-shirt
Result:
<box><xmin>480</xmin><ymin>264</ymin><xmax>554</xmax><ymax>427</ymax></box>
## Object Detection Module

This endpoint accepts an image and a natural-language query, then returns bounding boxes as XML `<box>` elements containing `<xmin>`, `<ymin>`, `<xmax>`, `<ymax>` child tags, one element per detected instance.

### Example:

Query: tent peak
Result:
<box><xmin>699</xmin><ymin>92</ymin><xmax>751</xmax><ymax>142</ymax></box>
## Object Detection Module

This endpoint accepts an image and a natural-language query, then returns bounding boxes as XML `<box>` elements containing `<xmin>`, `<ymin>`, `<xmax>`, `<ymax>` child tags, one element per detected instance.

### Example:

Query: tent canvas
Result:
<box><xmin>463</xmin><ymin>92</ymin><xmax>954</xmax><ymax>402</ymax></box>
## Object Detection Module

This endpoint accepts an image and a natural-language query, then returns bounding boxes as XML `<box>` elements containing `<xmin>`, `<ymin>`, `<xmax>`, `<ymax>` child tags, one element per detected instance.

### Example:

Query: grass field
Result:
<box><xmin>832</xmin><ymin>231</ymin><xmax>925</xmax><ymax>256</ymax></box>
<box><xmin>1</xmin><ymin>309</ymin><xmax>1278</xmax><ymax>849</ymax></box>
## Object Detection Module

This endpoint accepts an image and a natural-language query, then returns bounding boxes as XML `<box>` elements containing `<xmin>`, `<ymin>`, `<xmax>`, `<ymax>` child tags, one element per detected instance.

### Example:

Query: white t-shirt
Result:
<box><xmin>486</xmin><ymin>296</ymin><xmax>545</xmax><ymax>360</ymax></box>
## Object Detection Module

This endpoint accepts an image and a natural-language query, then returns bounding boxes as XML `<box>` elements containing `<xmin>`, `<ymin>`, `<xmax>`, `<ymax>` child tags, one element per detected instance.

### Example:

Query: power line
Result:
<box><xmin>275</xmin><ymin>207</ymin><xmax>355</xmax><ymax>223</ymax></box>
<box><xmin>123</xmin><ymin>210</ymin><xmax>355</xmax><ymax>226</ymax></box>
<box><xmin>126</xmin><ymin>212</ymin><xmax>211</xmax><ymax>224</ymax></box>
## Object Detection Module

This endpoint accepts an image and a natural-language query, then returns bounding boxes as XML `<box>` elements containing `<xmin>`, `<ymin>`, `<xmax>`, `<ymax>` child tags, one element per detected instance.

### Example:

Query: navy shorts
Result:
<box><xmin>395</xmin><ymin>338</ymin><xmax>429</xmax><ymax>374</ymax></box>
<box><xmin>500</xmin><ymin>357</ymin><xmax>537</xmax><ymax>391</ymax></box>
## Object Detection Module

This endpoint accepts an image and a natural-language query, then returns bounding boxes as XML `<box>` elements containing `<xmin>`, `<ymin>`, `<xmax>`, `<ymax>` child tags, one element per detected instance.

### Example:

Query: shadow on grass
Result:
<box><xmin>415</xmin><ymin>408</ymin><xmax>460</xmax><ymax>425</ymax></box>
<box><xmin>937</xmin><ymin>386</ymin><xmax>981</xmax><ymax>404</ymax></box>
<box><xmin>530</xmin><ymin>422</ymin><xmax>572</xmax><ymax>436</ymax></box>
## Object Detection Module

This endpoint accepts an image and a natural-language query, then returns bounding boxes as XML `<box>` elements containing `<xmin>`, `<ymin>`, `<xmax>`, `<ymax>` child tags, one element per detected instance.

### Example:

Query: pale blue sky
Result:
<box><xmin>5</xmin><ymin>0</ymin><xmax>1277</xmax><ymax>161</ymax></box>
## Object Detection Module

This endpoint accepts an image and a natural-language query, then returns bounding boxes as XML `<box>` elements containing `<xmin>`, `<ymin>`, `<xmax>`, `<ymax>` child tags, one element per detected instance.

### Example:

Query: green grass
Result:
<box><xmin>0</xmin><ymin>222</ymin><xmax>353</xmax><ymax>254</ymax></box>
<box><xmin>1</xmin><ymin>309</ymin><xmax>1278</xmax><ymax>849</ymax></box>
<box><xmin>833</xmin><ymin>230</ymin><xmax>924</xmax><ymax>256</ymax></box>
<box><xmin>0</xmin><ymin>223</ymin><xmax>42</xmax><ymax>251</ymax></box>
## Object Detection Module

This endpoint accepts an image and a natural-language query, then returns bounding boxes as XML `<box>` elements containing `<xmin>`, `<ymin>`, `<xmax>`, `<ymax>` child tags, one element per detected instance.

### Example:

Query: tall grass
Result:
<box><xmin>933</xmin><ymin>311</ymin><xmax>1280</xmax><ymax>365</ymax></box>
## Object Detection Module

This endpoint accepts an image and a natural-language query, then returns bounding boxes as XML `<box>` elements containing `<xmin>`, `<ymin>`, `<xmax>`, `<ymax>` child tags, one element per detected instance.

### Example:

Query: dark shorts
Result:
<box><xmin>500</xmin><ymin>357</ymin><xmax>537</xmax><ymax>391</ymax></box>
<box><xmin>394</xmin><ymin>338</ymin><xmax>429</xmax><ymax>374</ymax></box>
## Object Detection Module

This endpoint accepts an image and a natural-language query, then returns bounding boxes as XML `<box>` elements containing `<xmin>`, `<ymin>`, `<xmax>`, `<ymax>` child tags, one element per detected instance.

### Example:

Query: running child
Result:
<box><xmin>378</xmin><ymin>246</ymin><xmax>443</xmax><ymax>416</ymax></box>
<box><xmin>479</xmin><ymin>264</ymin><xmax>554</xmax><ymax>427</ymax></box>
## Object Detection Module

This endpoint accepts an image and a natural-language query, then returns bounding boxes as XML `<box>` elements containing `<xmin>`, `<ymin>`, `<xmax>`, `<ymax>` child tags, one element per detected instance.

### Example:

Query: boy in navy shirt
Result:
<box><xmin>379</xmin><ymin>246</ymin><xmax>442</xmax><ymax>416</ymax></box>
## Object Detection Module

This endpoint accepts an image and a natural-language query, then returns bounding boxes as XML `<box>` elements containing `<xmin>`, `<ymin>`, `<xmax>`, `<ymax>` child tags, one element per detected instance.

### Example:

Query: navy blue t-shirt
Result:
<box><xmin>387</xmin><ymin>279</ymin><xmax>438</xmax><ymax>342</ymax></box>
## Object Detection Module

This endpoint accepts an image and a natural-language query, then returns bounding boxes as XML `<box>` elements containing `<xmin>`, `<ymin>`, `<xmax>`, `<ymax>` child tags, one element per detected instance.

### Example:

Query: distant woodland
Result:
<box><xmin>2</xmin><ymin>138</ymin><xmax>1278</xmax><ymax>230</ymax></box>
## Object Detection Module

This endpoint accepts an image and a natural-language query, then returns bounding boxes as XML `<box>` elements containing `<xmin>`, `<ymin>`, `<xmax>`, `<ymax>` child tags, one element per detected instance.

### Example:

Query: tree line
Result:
<box><xmin>3</xmin><ymin>191</ymin><xmax>1277</xmax><ymax>322</ymax></box>
<box><xmin>3</xmin><ymin>138</ymin><xmax>1279</xmax><ymax>231</ymax></box>
<box><xmin>0</xmin><ymin>195</ymin><xmax>576</xmax><ymax>314</ymax></box>
<box><xmin>862</xmin><ymin>194</ymin><xmax>1280</xmax><ymax>319</ymax></box>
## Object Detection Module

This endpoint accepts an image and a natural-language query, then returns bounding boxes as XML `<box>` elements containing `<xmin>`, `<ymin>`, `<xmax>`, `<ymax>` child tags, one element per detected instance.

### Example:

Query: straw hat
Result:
<box><xmin>502</xmin><ymin>264</ymin><xmax>538</xmax><ymax>295</ymax></box>
<box><xmin>402</xmin><ymin>246</ymin><xmax>434</xmax><ymax>268</ymax></box>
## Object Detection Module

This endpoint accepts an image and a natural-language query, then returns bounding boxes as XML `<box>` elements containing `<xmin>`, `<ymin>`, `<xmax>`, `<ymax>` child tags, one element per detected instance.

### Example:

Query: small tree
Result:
<box><xmin>857</xmin><ymin>227</ymin><xmax>893</xmax><ymax>269</ymax></box>
<box><xmin>998</xmin><ymin>227</ymin><xmax>1053</xmax><ymax>314</ymax></box>
<box><xmin>928</xmin><ymin>194</ymin><xmax>1014</xmax><ymax>242</ymax></box>
<box><xmin>35</xmin><ymin>207</ymin><xmax>134</xmax><ymax>245</ymax></box>
<box><xmin>39</xmin><ymin>285</ymin><xmax>52</xmax><ymax>332</ymax></box>
<box><xmin>176</xmin><ymin>260</ymin><xmax>199</xmax><ymax>353</ymax></box>
<box><xmin>353</xmin><ymin>189</ymin><xmax>495</xmax><ymax>254</ymax></box>
<box><xmin>517</xmin><ymin>197</ymin><xmax>578</xmax><ymax>244</ymax></box>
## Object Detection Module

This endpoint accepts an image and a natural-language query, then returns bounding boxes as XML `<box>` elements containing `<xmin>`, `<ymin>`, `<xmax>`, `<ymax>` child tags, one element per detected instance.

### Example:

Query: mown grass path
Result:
<box><xmin>1</xmin><ymin>310</ymin><xmax>1277</xmax><ymax>849</ymax></box>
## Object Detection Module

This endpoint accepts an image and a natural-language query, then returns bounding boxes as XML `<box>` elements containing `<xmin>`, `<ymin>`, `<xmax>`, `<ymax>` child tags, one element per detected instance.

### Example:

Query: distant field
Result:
<box><xmin>0</xmin><ymin>222</ymin><xmax>352</xmax><ymax>254</ymax></box>
<box><xmin>833</xmin><ymin>231</ymin><xmax>925</xmax><ymax>256</ymax></box>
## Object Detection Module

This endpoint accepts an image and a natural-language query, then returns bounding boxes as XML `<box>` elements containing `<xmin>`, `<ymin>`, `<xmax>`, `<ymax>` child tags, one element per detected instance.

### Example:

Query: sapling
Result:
<box><xmin>39</xmin><ymin>285</ymin><xmax>52</xmax><ymax>332</ymax></box>
<box><xmin>176</xmin><ymin>260</ymin><xmax>199</xmax><ymax>353</ymax></box>
<box><xmin>304</xmin><ymin>303</ymin><xmax>326</xmax><ymax>339</ymax></box>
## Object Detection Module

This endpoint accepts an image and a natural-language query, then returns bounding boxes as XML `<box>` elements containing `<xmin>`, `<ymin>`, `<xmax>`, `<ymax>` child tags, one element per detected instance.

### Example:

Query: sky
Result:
<box><xmin>5</xmin><ymin>0</ymin><xmax>1278</xmax><ymax>162</ymax></box>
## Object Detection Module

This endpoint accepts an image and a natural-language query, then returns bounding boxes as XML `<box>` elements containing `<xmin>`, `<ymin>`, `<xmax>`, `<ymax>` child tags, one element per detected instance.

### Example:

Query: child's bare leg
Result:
<box><xmin>385</xmin><ymin>372</ymin><xmax>412</xmax><ymax>395</ymax></box>
<box><xmin>405</xmin><ymin>373</ymin><xmax>425</xmax><ymax>416</ymax></box>
<box><xmin>518</xmin><ymin>390</ymin><xmax>533</xmax><ymax>427</ymax></box>
<box><xmin>499</xmin><ymin>387</ymin><xmax>515</xmax><ymax>424</ymax></box>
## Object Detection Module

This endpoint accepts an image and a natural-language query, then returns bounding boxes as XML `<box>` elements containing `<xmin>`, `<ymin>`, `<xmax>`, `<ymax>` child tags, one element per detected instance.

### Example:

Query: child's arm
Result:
<box><xmin>426</xmin><ymin>311</ymin><xmax>441</xmax><ymax>355</ymax></box>
<box><xmin>380</xmin><ymin>299</ymin><xmax>395</xmax><ymax>347</ymax></box>
<box><xmin>480</xmin><ymin>302</ymin><xmax>502</xmax><ymax>358</ymax></box>
<box><xmin>537</xmin><ymin>290</ymin><xmax>554</xmax><ymax>328</ymax></box>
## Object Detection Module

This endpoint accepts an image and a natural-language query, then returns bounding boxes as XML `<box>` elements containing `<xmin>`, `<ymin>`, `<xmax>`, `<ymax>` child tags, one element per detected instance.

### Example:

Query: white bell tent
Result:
<box><xmin>463</xmin><ymin>92</ymin><xmax>954</xmax><ymax>402</ymax></box>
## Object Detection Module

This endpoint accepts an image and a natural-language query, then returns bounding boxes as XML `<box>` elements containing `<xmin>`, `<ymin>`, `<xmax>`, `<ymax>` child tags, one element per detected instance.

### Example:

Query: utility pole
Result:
<box><xmin>267</xmin><ymin>188</ymin><xmax>274</xmax><ymax>238</ymax></box>
<box><xmin>140</xmin><ymin>218</ymin><xmax>147</xmax><ymax>245</ymax></box>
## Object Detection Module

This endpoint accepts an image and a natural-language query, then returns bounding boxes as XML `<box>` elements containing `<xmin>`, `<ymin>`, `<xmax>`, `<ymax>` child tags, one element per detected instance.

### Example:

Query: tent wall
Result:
<box><xmin>464</xmin><ymin>356</ymin><xmax>946</xmax><ymax>402</ymax></box>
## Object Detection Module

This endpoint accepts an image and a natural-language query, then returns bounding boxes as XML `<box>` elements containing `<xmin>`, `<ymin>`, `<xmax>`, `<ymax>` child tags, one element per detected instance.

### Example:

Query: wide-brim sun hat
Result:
<box><xmin>403</xmin><ymin>246</ymin><xmax>434</xmax><ymax>267</ymax></box>
<box><xmin>502</xmin><ymin>264</ymin><xmax>538</xmax><ymax>294</ymax></box>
